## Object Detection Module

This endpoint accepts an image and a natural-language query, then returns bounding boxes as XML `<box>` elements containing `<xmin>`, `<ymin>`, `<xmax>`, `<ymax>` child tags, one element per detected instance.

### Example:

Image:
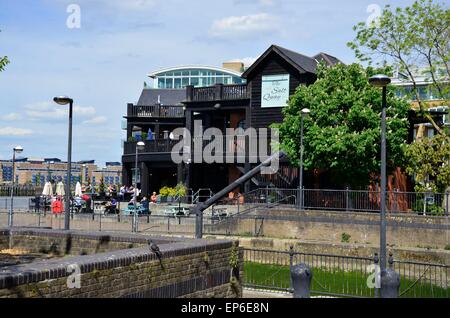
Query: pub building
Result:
<box><xmin>121</xmin><ymin>44</ymin><xmax>342</xmax><ymax>197</ymax></box>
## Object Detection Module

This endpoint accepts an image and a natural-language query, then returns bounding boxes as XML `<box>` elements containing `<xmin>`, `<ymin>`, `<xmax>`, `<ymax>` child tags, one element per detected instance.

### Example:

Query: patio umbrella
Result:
<box><xmin>75</xmin><ymin>182</ymin><xmax>82</xmax><ymax>197</ymax></box>
<box><xmin>42</xmin><ymin>182</ymin><xmax>51</xmax><ymax>196</ymax></box>
<box><xmin>56</xmin><ymin>181</ymin><xmax>65</xmax><ymax>196</ymax></box>
<box><xmin>147</xmin><ymin>128</ymin><xmax>154</xmax><ymax>140</ymax></box>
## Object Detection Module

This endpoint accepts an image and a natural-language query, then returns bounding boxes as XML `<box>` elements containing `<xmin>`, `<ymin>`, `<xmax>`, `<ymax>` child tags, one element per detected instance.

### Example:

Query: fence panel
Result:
<box><xmin>243</xmin><ymin>248</ymin><xmax>449</xmax><ymax>298</ymax></box>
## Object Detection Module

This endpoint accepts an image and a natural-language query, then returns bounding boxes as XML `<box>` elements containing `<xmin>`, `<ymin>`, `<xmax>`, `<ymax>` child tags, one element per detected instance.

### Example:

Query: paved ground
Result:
<box><xmin>242</xmin><ymin>288</ymin><xmax>291</xmax><ymax>298</ymax></box>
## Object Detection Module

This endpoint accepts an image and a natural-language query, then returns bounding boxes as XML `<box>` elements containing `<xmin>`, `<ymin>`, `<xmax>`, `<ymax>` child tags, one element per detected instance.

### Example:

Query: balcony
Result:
<box><xmin>186</xmin><ymin>84</ymin><xmax>250</xmax><ymax>102</ymax></box>
<box><xmin>123</xmin><ymin>140</ymin><xmax>179</xmax><ymax>155</ymax></box>
<box><xmin>126</xmin><ymin>104</ymin><xmax>185</xmax><ymax>118</ymax></box>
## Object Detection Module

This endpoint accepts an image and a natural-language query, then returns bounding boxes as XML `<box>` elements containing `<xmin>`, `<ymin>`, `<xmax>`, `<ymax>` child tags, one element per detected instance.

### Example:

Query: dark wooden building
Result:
<box><xmin>122</xmin><ymin>45</ymin><xmax>341</xmax><ymax>196</ymax></box>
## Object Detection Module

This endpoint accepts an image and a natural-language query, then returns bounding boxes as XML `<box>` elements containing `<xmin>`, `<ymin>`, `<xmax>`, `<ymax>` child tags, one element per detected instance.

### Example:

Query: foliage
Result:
<box><xmin>175</xmin><ymin>182</ymin><xmax>187</xmax><ymax>197</ymax></box>
<box><xmin>0</xmin><ymin>30</ymin><xmax>9</xmax><ymax>72</ymax></box>
<box><xmin>405</xmin><ymin>133</ymin><xmax>450</xmax><ymax>192</ymax></box>
<box><xmin>275</xmin><ymin>63</ymin><xmax>410</xmax><ymax>187</ymax></box>
<box><xmin>159</xmin><ymin>186</ymin><xmax>176</xmax><ymax>197</ymax></box>
<box><xmin>99</xmin><ymin>176</ymin><xmax>105</xmax><ymax>194</ymax></box>
<box><xmin>347</xmin><ymin>0</ymin><xmax>450</xmax><ymax>134</ymax></box>
<box><xmin>341</xmin><ymin>232</ymin><xmax>351</xmax><ymax>243</ymax></box>
<box><xmin>127</xmin><ymin>136</ymin><xmax>136</xmax><ymax>142</ymax></box>
<box><xmin>159</xmin><ymin>183</ymin><xmax>188</xmax><ymax>198</ymax></box>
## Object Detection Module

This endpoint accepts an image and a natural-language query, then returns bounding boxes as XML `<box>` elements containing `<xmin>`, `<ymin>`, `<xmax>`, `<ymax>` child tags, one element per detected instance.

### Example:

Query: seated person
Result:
<box><xmin>151</xmin><ymin>192</ymin><xmax>157</xmax><ymax>204</ymax></box>
<box><xmin>140</xmin><ymin>197</ymin><xmax>149</xmax><ymax>211</ymax></box>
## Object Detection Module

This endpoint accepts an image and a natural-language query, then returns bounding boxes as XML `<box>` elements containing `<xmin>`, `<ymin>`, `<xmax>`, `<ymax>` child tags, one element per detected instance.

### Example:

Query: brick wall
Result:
<box><xmin>0</xmin><ymin>228</ymin><xmax>243</xmax><ymax>298</ymax></box>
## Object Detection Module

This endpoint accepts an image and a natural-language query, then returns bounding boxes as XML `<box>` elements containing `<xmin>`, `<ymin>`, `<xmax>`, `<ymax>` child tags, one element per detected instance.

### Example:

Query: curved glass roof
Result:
<box><xmin>148</xmin><ymin>65</ymin><xmax>245</xmax><ymax>89</ymax></box>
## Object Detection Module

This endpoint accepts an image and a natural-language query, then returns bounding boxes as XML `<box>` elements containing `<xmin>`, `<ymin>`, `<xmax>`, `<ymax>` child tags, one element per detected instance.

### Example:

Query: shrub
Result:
<box><xmin>341</xmin><ymin>232</ymin><xmax>351</xmax><ymax>243</ymax></box>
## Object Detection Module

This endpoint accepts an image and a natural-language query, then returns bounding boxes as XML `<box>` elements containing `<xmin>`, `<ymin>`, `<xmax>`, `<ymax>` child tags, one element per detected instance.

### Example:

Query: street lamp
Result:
<box><xmin>298</xmin><ymin>108</ymin><xmax>310</xmax><ymax>209</ymax></box>
<box><xmin>133</xmin><ymin>141</ymin><xmax>145</xmax><ymax>232</ymax></box>
<box><xmin>53</xmin><ymin>96</ymin><xmax>74</xmax><ymax>231</ymax></box>
<box><xmin>369</xmin><ymin>74</ymin><xmax>391</xmax><ymax>296</ymax></box>
<box><xmin>9</xmin><ymin>145</ymin><xmax>23</xmax><ymax>227</ymax></box>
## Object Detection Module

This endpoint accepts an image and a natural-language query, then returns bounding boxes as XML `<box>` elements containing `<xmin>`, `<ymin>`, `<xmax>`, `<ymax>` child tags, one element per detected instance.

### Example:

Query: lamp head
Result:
<box><xmin>368</xmin><ymin>74</ymin><xmax>391</xmax><ymax>87</ymax></box>
<box><xmin>53</xmin><ymin>96</ymin><xmax>73</xmax><ymax>105</ymax></box>
<box><xmin>13</xmin><ymin>146</ymin><xmax>23</xmax><ymax>153</ymax></box>
<box><xmin>301</xmin><ymin>108</ymin><xmax>311</xmax><ymax>115</ymax></box>
<box><xmin>136</xmin><ymin>141</ymin><xmax>145</xmax><ymax>150</ymax></box>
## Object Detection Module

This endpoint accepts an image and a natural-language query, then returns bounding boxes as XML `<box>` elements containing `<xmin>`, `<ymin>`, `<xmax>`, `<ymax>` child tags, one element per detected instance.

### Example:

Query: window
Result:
<box><xmin>182</xmin><ymin>77</ymin><xmax>190</xmax><ymax>87</ymax></box>
<box><xmin>158</xmin><ymin>78</ymin><xmax>165</xmax><ymax>88</ymax></box>
<box><xmin>191</xmin><ymin>77</ymin><xmax>199</xmax><ymax>87</ymax></box>
<box><xmin>174</xmin><ymin>78</ymin><xmax>182</xmax><ymax>88</ymax></box>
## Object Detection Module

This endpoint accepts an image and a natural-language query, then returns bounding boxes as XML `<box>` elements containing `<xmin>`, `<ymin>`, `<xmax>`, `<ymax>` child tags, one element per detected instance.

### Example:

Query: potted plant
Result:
<box><xmin>159</xmin><ymin>186</ymin><xmax>170</xmax><ymax>203</ymax></box>
<box><xmin>167</xmin><ymin>187</ymin><xmax>177</xmax><ymax>203</ymax></box>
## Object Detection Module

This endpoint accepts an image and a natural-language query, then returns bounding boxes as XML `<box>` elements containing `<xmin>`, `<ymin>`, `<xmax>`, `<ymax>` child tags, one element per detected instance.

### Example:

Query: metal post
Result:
<box><xmin>133</xmin><ymin>146</ymin><xmax>138</xmax><ymax>233</ymax></box>
<box><xmin>380</xmin><ymin>252</ymin><xmax>400</xmax><ymax>298</ymax></box>
<box><xmin>298</xmin><ymin>114</ymin><xmax>304</xmax><ymax>210</ymax></box>
<box><xmin>345</xmin><ymin>187</ymin><xmax>349</xmax><ymax>212</ymax></box>
<box><xmin>380</xmin><ymin>86</ymin><xmax>388</xmax><ymax>291</ymax></box>
<box><xmin>445</xmin><ymin>192</ymin><xmax>449</xmax><ymax>217</ymax></box>
<box><xmin>373</xmin><ymin>253</ymin><xmax>380</xmax><ymax>298</ymax></box>
<box><xmin>64</xmin><ymin>100</ymin><xmax>73</xmax><ymax>231</ymax></box>
<box><xmin>8</xmin><ymin>151</ymin><xmax>16</xmax><ymax>227</ymax></box>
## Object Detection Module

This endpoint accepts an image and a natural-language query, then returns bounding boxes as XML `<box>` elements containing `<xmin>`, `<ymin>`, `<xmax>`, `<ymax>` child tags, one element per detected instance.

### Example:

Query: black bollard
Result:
<box><xmin>291</xmin><ymin>263</ymin><xmax>312</xmax><ymax>298</ymax></box>
<box><xmin>380</xmin><ymin>253</ymin><xmax>400</xmax><ymax>298</ymax></box>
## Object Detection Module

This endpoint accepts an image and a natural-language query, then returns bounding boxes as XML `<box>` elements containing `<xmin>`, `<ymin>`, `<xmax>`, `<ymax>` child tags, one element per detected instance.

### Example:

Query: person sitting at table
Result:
<box><xmin>151</xmin><ymin>192</ymin><xmax>157</xmax><ymax>204</ymax></box>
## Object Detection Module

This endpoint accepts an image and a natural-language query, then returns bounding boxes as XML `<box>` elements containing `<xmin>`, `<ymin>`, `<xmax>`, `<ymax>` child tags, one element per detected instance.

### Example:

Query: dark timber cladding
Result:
<box><xmin>243</xmin><ymin>45</ymin><xmax>320</xmax><ymax>129</ymax></box>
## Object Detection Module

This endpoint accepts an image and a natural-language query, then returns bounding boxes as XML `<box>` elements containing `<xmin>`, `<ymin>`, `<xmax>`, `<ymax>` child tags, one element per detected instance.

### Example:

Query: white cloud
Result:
<box><xmin>0</xmin><ymin>127</ymin><xmax>33</xmax><ymax>136</ymax></box>
<box><xmin>1</xmin><ymin>113</ymin><xmax>22</xmax><ymax>121</ymax></box>
<box><xmin>82</xmin><ymin>116</ymin><xmax>108</xmax><ymax>125</ymax></box>
<box><xmin>209</xmin><ymin>13</ymin><xmax>279</xmax><ymax>38</ymax></box>
<box><xmin>24</xmin><ymin>101</ymin><xmax>96</xmax><ymax>120</ymax></box>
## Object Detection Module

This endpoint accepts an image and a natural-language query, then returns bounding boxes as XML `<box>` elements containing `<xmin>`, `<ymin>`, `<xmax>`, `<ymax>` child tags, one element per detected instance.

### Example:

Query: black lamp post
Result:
<box><xmin>133</xmin><ymin>141</ymin><xmax>145</xmax><ymax>232</ymax></box>
<box><xmin>9</xmin><ymin>145</ymin><xmax>23</xmax><ymax>227</ymax></box>
<box><xmin>53</xmin><ymin>96</ymin><xmax>73</xmax><ymax>231</ymax></box>
<box><xmin>369</xmin><ymin>74</ymin><xmax>391</xmax><ymax>296</ymax></box>
<box><xmin>298</xmin><ymin>108</ymin><xmax>310</xmax><ymax>209</ymax></box>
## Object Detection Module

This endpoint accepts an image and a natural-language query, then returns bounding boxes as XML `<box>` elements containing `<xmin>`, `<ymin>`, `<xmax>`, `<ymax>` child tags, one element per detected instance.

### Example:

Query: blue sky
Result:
<box><xmin>0</xmin><ymin>0</ymin><xmax>419</xmax><ymax>166</ymax></box>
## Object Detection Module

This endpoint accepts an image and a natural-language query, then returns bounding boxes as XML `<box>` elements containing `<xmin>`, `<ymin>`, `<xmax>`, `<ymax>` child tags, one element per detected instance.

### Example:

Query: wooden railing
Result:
<box><xmin>127</xmin><ymin>104</ymin><xmax>185</xmax><ymax>118</ymax></box>
<box><xmin>187</xmin><ymin>84</ymin><xmax>250</xmax><ymax>102</ymax></box>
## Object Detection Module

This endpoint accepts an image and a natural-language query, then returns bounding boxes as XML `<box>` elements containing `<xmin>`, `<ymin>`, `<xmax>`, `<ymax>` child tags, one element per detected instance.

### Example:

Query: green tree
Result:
<box><xmin>405</xmin><ymin>133</ymin><xmax>450</xmax><ymax>192</ymax></box>
<box><xmin>0</xmin><ymin>30</ymin><xmax>9</xmax><ymax>72</ymax></box>
<box><xmin>275</xmin><ymin>63</ymin><xmax>410</xmax><ymax>188</ymax></box>
<box><xmin>347</xmin><ymin>0</ymin><xmax>449</xmax><ymax>135</ymax></box>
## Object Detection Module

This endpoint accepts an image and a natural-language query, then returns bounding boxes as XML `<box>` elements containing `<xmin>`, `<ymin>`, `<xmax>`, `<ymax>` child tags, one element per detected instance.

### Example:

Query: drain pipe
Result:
<box><xmin>194</xmin><ymin>151</ymin><xmax>286</xmax><ymax>239</ymax></box>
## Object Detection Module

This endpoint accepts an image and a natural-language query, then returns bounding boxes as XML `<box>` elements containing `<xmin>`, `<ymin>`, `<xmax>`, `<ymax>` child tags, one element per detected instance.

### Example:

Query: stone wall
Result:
<box><xmin>205</xmin><ymin>209</ymin><xmax>450</xmax><ymax>249</ymax></box>
<box><xmin>0</xmin><ymin>228</ymin><xmax>243</xmax><ymax>298</ymax></box>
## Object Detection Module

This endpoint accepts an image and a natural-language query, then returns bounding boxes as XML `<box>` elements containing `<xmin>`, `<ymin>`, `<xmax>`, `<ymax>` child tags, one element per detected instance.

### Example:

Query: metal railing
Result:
<box><xmin>123</xmin><ymin>140</ymin><xmax>179</xmax><ymax>155</ymax></box>
<box><xmin>127</xmin><ymin>104</ymin><xmax>184</xmax><ymax>118</ymax></box>
<box><xmin>243</xmin><ymin>247</ymin><xmax>449</xmax><ymax>298</ymax></box>
<box><xmin>0</xmin><ymin>185</ymin><xmax>42</xmax><ymax>196</ymax></box>
<box><xmin>241</xmin><ymin>188</ymin><xmax>450</xmax><ymax>215</ymax></box>
<box><xmin>188</xmin><ymin>84</ymin><xmax>249</xmax><ymax>102</ymax></box>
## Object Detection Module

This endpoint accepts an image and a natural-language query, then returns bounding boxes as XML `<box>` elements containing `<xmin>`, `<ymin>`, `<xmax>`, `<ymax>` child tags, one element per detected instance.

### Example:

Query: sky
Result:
<box><xmin>0</xmin><ymin>0</ymin><xmax>420</xmax><ymax>166</ymax></box>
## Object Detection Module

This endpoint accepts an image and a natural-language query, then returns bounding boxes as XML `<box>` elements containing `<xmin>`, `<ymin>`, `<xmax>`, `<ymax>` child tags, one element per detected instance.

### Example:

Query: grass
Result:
<box><xmin>244</xmin><ymin>262</ymin><xmax>449</xmax><ymax>298</ymax></box>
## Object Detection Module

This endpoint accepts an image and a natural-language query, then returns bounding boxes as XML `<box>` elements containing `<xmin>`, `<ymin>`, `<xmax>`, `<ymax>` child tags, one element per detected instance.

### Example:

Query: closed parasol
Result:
<box><xmin>75</xmin><ymin>181</ymin><xmax>82</xmax><ymax>197</ymax></box>
<box><xmin>56</xmin><ymin>181</ymin><xmax>65</xmax><ymax>196</ymax></box>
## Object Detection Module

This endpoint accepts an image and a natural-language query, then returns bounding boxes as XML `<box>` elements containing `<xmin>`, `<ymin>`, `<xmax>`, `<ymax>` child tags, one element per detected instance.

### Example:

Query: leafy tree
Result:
<box><xmin>347</xmin><ymin>0</ymin><xmax>449</xmax><ymax>135</ymax></box>
<box><xmin>0</xmin><ymin>30</ymin><xmax>9</xmax><ymax>72</ymax></box>
<box><xmin>275</xmin><ymin>63</ymin><xmax>410</xmax><ymax>188</ymax></box>
<box><xmin>405</xmin><ymin>133</ymin><xmax>450</xmax><ymax>192</ymax></box>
